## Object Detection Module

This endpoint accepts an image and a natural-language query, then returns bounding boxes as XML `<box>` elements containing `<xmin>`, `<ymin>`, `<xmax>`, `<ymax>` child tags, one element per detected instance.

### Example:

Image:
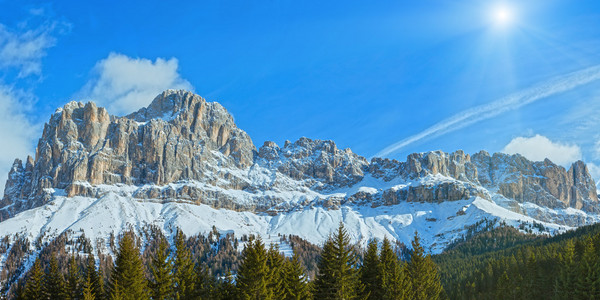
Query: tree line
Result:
<box><xmin>13</xmin><ymin>224</ymin><xmax>443</xmax><ymax>300</ymax></box>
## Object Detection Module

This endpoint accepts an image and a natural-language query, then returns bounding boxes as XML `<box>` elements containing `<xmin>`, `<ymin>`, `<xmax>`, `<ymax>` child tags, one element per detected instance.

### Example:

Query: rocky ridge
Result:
<box><xmin>0</xmin><ymin>90</ymin><xmax>598</xmax><ymax>226</ymax></box>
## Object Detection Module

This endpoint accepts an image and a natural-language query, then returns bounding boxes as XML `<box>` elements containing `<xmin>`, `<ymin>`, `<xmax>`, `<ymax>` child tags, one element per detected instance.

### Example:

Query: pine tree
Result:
<box><xmin>66</xmin><ymin>255</ymin><xmax>82</xmax><ymax>300</ymax></box>
<box><xmin>96</xmin><ymin>264</ymin><xmax>106</xmax><ymax>300</ymax></box>
<box><xmin>380</xmin><ymin>238</ymin><xmax>410</xmax><ymax>300</ymax></box>
<box><xmin>149</xmin><ymin>238</ymin><xmax>174</xmax><ymax>300</ymax></box>
<box><xmin>82</xmin><ymin>270</ymin><xmax>96</xmax><ymax>300</ymax></box>
<box><xmin>218</xmin><ymin>270</ymin><xmax>237</xmax><ymax>300</ymax></box>
<box><xmin>86</xmin><ymin>254</ymin><xmax>103</xmax><ymax>300</ymax></box>
<box><xmin>524</xmin><ymin>252</ymin><xmax>541</xmax><ymax>298</ymax></box>
<box><xmin>46</xmin><ymin>255</ymin><xmax>67</xmax><ymax>300</ymax></box>
<box><xmin>282</xmin><ymin>254</ymin><xmax>310</xmax><ymax>300</ymax></box>
<box><xmin>109</xmin><ymin>278</ymin><xmax>124</xmax><ymax>300</ymax></box>
<box><xmin>173</xmin><ymin>230</ymin><xmax>195</xmax><ymax>300</ymax></box>
<box><xmin>236</xmin><ymin>238</ymin><xmax>272</xmax><ymax>299</ymax></box>
<box><xmin>555</xmin><ymin>240</ymin><xmax>576</xmax><ymax>299</ymax></box>
<box><xmin>314</xmin><ymin>222</ymin><xmax>364</xmax><ymax>300</ymax></box>
<box><xmin>110</xmin><ymin>232</ymin><xmax>148</xmax><ymax>300</ymax></box>
<box><xmin>22</xmin><ymin>259</ymin><xmax>45</xmax><ymax>299</ymax></box>
<box><xmin>406</xmin><ymin>232</ymin><xmax>443</xmax><ymax>300</ymax></box>
<box><xmin>314</xmin><ymin>238</ymin><xmax>337</xmax><ymax>299</ymax></box>
<box><xmin>267</xmin><ymin>244</ymin><xmax>285</xmax><ymax>298</ymax></box>
<box><xmin>194</xmin><ymin>262</ymin><xmax>214</xmax><ymax>299</ymax></box>
<box><xmin>495</xmin><ymin>271</ymin><xmax>512</xmax><ymax>300</ymax></box>
<box><xmin>575</xmin><ymin>238</ymin><xmax>600</xmax><ymax>299</ymax></box>
<box><xmin>360</xmin><ymin>239</ymin><xmax>381</xmax><ymax>300</ymax></box>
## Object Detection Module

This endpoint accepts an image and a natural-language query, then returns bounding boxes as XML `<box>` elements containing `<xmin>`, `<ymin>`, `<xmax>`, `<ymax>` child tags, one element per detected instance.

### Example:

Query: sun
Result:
<box><xmin>491</xmin><ymin>4</ymin><xmax>514</xmax><ymax>26</ymax></box>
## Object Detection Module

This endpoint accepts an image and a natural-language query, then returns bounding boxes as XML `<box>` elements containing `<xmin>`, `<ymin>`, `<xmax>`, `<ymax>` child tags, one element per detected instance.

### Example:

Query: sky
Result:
<box><xmin>1</xmin><ymin>0</ymin><xmax>600</xmax><ymax>189</ymax></box>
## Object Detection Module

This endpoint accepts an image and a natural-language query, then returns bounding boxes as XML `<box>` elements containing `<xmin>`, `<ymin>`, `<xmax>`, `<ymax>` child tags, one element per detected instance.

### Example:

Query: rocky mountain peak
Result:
<box><xmin>258</xmin><ymin>137</ymin><xmax>368</xmax><ymax>187</ymax></box>
<box><xmin>0</xmin><ymin>90</ymin><xmax>256</xmax><ymax>219</ymax></box>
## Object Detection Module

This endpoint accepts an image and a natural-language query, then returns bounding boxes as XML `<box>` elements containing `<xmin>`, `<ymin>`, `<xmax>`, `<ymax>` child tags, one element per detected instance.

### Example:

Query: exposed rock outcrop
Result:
<box><xmin>1</xmin><ymin>90</ymin><xmax>598</xmax><ymax>222</ymax></box>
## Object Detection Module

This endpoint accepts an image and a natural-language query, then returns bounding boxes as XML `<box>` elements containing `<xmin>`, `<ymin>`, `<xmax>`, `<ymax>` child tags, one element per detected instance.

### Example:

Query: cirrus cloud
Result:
<box><xmin>78</xmin><ymin>52</ymin><xmax>194</xmax><ymax>116</ymax></box>
<box><xmin>502</xmin><ymin>134</ymin><xmax>582</xmax><ymax>166</ymax></box>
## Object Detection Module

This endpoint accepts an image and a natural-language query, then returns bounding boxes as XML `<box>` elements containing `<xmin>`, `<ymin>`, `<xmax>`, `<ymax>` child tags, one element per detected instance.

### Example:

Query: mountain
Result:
<box><xmin>1</xmin><ymin>90</ymin><xmax>599</xmax><ymax>278</ymax></box>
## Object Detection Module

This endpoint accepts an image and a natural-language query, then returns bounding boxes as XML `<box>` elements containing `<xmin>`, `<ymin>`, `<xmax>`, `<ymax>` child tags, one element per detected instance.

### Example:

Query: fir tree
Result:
<box><xmin>22</xmin><ymin>259</ymin><xmax>45</xmax><ymax>300</ymax></box>
<box><xmin>82</xmin><ymin>270</ymin><xmax>96</xmax><ymax>300</ymax></box>
<box><xmin>314</xmin><ymin>238</ymin><xmax>337</xmax><ymax>299</ymax></box>
<box><xmin>380</xmin><ymin>238</ymin><xmax>410</xmax><ymax>300</ymax></box>
<box><xmin>46</xmin><ymin>255</ymin><xmax>67</xmax><ymax>300</ymax></box>
<box><xmin>555</xmin><ymin>240</ymin><xmax>576</xmax><ymax>299</ymax></box>
<box><xmin>406</xmin><ymin>232</ymin><xmax>443</xmax><ymax>300</ymax></box>
<box><xmin>86</xmin><ymin>253</ymin><xmax>104</xmax><ymax>300</ymax></box>
<box><xmin>194</xmin><ymin>262</ymin><xmax>214</xmax><ymax>299</ymax></box>
<box><xmin>149</xmin><ymin>238</ymin><xmax>174</xmax><ymax>300</ymax></box>
<box><xmin>66</xmin><ymin>255</ymin><xmax>82</xmax><ymax>300</ymax></box>
<box><xmin>173</xmin><ymin>230</ymin><xmax>195</xmax><ymax>300</ymax></box>
<box><xmin>575</xmin><ymin>238</ymin><xmax>600</xmax><ymax>299</ymax></box>
<box><xmin>96</xmin><ymin>265</ymin><xmax>106</xmax><ymax>300</ymax></box>
<box><xmin>218</xmin><ymin>270</ymin><xmax>237</xmax><ymax>300</ymax></box>
<box><xmin>236</xmin><ymin>238</ymin><xmax>272</xmax><ymax>299</ymax></box>
<box><xmin>110</xmin><ymin>232</ymin><xmax>148</xmax><ymax>300</ymax></box>
<box><xmin>314</xmin><ymin>222</ymin><xmax>364</xmax><ymax>300</ymax></box>
<box><xmin>360</xmin><ymin>239</ymin><xmax>381</xmax><ymax>300</ymax></box>
<box><xmin>109</xmin><ymin>278</ymin><xmax>124</xmax><ymax>300</ymax></box>
<box><xmin>267</xmin><ymin>243</ymin><xmax>285</xmax><ymax>298</ymax></box>
<box><xmin>495</xmin><ymin>271</ymin><xmax>516</xmax><ymax>300</ymax></box>
<box><xmin>524</xmin><ymin>252</ymin><xmax>541</xmax><ymax>298</ymax></box>
<box><xmin>282</xmin><ymin>254</ymin><xmax>310</xmax><ymax>300</ymax></box>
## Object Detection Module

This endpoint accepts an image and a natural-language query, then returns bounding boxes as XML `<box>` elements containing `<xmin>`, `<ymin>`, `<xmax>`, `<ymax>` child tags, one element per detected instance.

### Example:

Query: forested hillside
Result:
<box><xmin>435</xmin><ymin>221</ymin><xmax>600</xmax><ymax>299</ymax></box>
<box><xmin>9</xmin><ymin>224</ymin><xmax>442</xmax><ymax>300</ymax></box>
<box><xmin>9</xmin><ymin>219</ymin><xmax>600</xmax><ymax>299</ymax></box>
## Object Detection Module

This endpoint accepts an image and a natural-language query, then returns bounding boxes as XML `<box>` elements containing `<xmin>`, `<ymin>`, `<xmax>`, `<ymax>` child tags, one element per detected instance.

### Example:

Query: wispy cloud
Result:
<box><xmin>0</xmin><ymin>16</ymin><xmax>68</xmax><ymax>77</ymax></box>
<box><xmin>376</xmin><ymin>65</ymin><xmax>600</xmax><ymax>158</ymax></box>
<box><xmin>0</xmin><ymin>10</ymin><xmax>69</xmax><ymax>192</ymax></box>
<box><xmin>0</xmin><ymin>85</ymin><xmax>38</xmax><ymax>192</ymax></box>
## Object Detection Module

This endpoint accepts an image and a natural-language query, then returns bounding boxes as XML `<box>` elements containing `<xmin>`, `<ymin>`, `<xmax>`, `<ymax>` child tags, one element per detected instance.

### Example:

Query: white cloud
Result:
<box><xmin>0</xmin><ymin>19</ymin><xmax>66</xmax><ymax>77</ymax></box>
<box><xmin>502</xmin><ymin>134</ymin><xmax>582</xmax><ymax>166</ymax></box>
<box><xmin>78</xmin><ymin>53</ymin><xmax>194</xmax><ymax>116</ymax></box>
<box><xmin>0</xmin><ymin>85</ymin><xmax>37</xmax><ymax>193</ymax></box>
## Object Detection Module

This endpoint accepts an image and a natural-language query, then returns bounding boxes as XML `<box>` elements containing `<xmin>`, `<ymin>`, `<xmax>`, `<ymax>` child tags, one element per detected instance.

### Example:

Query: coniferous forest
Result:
<box><xmin>8</xmin><ymin>223</ymin><xmax>442</xmax><ymax>300</ymax></box>
<box><xmin>7</xmin><ymin>220</ymin><xmax>600</xmax><ymax>299</ymax></box>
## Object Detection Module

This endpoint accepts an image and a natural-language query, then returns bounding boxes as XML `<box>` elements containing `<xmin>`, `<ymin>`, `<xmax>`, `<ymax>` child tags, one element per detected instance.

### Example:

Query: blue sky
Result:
<box><xmin>1</xmin><ymin>0</ymin><xmax>600</xmax><ymax>186</ymax></box>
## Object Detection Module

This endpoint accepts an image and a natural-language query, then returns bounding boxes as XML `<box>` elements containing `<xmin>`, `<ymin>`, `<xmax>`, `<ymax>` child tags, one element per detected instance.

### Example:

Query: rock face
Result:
<box><xmin>1</xmin><ymin>89</ymin><xmax>598</xmax><ymax>222</ymax></box>
<box><xmin>257</xmin><ymin>137</ymin><xmax>368</xmax><ymax>188</ymax></box>
<box><xmin>1</xmin><ymin>90</ymin><xmax>256</xmax><ymax>219</ymax></box>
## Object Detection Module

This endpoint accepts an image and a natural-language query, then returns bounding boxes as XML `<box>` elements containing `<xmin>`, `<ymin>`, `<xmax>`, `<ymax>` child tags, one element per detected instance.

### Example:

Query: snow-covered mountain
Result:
<box><xmin>1</xmin><ymin>90</ymin><xmax>599</xmax><ymax>277</ymax></box>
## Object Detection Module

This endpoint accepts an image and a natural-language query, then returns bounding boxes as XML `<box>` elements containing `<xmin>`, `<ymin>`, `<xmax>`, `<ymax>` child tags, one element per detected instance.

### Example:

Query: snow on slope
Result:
<box><xmin>0</xmin><ymin>189</ymin><xmax>586</xmax><ymax>259</ymax></box>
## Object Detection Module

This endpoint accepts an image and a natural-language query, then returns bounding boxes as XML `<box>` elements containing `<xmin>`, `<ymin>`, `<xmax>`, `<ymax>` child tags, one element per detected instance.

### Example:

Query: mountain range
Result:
<box><xmin>1</xmin><ymin>89</ymin><xmax>599</xmax><ymax>280</ymax></box>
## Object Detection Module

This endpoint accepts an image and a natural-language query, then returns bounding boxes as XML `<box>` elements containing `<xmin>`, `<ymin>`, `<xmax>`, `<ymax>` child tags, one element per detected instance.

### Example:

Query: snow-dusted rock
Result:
<box><xmin>1</xmin><ymin>89</ymin><xmax>598</xmax><ymax>226</ymax></box>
